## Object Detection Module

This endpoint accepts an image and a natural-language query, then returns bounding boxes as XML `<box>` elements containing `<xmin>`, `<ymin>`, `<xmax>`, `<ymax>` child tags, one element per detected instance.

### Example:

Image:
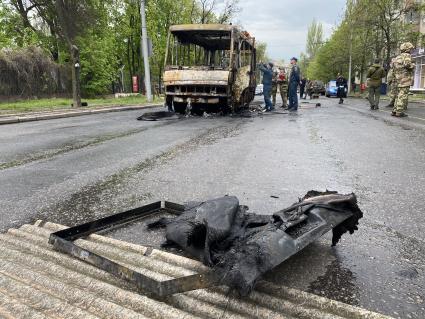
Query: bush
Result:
<box><xmin>0</xmin><ymin>46</ymin><xmax>71</xmax><ymax>98</ymax></box>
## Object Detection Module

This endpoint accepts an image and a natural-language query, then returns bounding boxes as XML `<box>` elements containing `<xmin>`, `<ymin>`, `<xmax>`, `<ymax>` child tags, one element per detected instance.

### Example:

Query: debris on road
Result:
<box><xmin>149</xmin><ymin>190</ymin><xmax>363</xmax><ymax>296</ymax></box>
<box><xmin>137</xmin><ymin>111</ymin><xmax>182</xmax><ymax>121</ymax></box>
<box><xmin>136</xmin><ymin>103</ymin><xmax>292</xmax><ymax>121</ymax></box>
<box><xmin>300</xmin><ymin>101</ymin><xmax>322</xmax><ymax>108</ymax></box>
<box><xmin>48</xmin><ymin>191</ymin><xmax>362</xmax><ymax>298</ymax></box>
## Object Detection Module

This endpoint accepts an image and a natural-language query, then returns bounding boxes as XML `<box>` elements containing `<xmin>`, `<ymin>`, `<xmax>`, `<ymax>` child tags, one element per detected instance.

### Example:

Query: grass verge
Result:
<box><xmin>0</xmin><ymin>95</ymin><xmax>163</xmax><ymax>115</ymax></box>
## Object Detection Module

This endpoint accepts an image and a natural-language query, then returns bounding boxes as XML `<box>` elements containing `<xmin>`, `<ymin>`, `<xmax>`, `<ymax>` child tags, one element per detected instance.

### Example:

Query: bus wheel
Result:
<box><xmin>219</xmin><ymin>98</ymin><xmax>231</xmax><ymax>114</ymax></box>
<box><xmin>173</xmin><ymin>102</ymin><xmax>187</xmax><ymax>114</ymax></box>
<box><xmin>242</xmin><ymin>89</ymin><xmax>252</xmax><ymax>107</ymax></box>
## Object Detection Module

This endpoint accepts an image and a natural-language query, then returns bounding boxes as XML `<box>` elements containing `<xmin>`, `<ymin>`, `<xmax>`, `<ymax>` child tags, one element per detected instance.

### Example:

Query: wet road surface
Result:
<box><xmin>1</xmin><ymin>97</ymin><xmax>424</xmax><ymax>318</ymax></box>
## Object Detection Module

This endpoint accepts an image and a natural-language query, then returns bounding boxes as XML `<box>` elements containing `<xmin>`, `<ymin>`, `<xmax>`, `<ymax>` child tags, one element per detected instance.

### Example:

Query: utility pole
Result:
<box><xmin>348</xmin><ymin>31</ymin><xmax>353</xmax><ymax>95</ymax></box>
<box><xmin>347</xmin><ymin>0</ymin><xmax>356</xmax><ymax>95</ymax></box>
<box><xmin>140</xmin><ymin>0</ymin><xmax>152</xmax><ymax>102</ymax></box>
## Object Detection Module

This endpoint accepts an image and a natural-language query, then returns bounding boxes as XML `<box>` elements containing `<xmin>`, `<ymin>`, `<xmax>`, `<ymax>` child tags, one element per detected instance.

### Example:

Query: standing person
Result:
<box><xmin>272</xmin><ymin>67</ymin><xmax>288</xmax><ymax>108</ymax></box>
<box><xmin>367</xmin><ymin>59</ymin><xmax>386</xmax><ymax>110</ymax></box>
<box><xmin>385</xmin><ymin>58</ymin><xmax>397</xmax><ymax>108</ymax></box>
<box><xmin>392</xmin><ymin>42</ymin><xmax>415</xmax><ymax>117</ymax></box>
<box><xmin>288</xmin><ymin>57</ymin><xmax>300</xmax><ymax>111</ymax></box>
<box><xmin>306</xmin><ymin>79</ymin><xmax>313</xmax><ymax>99</ymax></box>
<box><xmin>300</xmin><ymin>77</ymin><xmax>307</xmax><ymax>99</ymax></box>
<box><xmin>271</xmin><ymin>66</ymin><xmax>279</xmax><ymax>107</ymax></box>
<box><xmin>259</xmin><ymin>62</ymin><xmax>274</xmax><ymax>112</ymax></box>
<box><xmin>336</xmin><ymin>73</ymin><xmax>347</xmax><ymax>104</ymax></box>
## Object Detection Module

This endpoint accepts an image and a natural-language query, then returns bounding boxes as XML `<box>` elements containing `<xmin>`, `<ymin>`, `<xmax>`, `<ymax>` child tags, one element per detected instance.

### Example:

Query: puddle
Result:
<box><xmin>308</xmin><ymin>259</ymin><xmax>360</xmax><ymax>305</ymax></box>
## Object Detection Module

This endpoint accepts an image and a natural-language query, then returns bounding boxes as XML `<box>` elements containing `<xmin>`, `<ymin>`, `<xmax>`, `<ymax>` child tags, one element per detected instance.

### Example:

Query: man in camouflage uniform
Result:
<box><xmin>272</xmin><ymin>67</ymin><xmax>288</xmax><ymax>108</ymax></box>
<box><xmin>306</xmin><ymin>79</ymin><xmax>313</xmax><ymax>99</ymax></box>
<box><xmin>367</xmin><ymin>59</ymin><xmax>386</xmax><ymax>110</ymax></box>
<box><xmin>392</xmin><ymin>42</ymin><xmax>415</xmax><ymax>117</ymax></box>
<box><xmin>271</xmin><ymin>66</ymin><xmax>279</xmax><ymax>107</ymax></box>
<box><xmin>385</xmin><ymin>58</ymin><xmax>397</xmax><ymax>108</ymax></box>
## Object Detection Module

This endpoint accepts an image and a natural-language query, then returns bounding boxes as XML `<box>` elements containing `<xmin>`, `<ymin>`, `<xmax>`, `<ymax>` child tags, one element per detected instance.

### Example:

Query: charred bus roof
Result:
<box><xmin>169</xmin><ymin>24</ymin><xmax>255</xmax><ymax>50</ymax></box>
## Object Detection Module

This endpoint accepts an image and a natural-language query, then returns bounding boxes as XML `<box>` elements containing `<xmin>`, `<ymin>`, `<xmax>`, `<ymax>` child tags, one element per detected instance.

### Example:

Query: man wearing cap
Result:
<box><xmin>288</xmin><ymin>57</ymin><xmax>300</xmax><ymax>111</ymax></box>
<box><xmin>259</xmin><ymin>62</ymin><xmax>274</xmax><ymax>112</ymax></box>
<box><xmin>336</xmin><ymin>73</ymin><xmax>348</xmax><ymax>104</ymax></box>
<box><xmin>392</xmin><ymin>42</ymin><xmax>415</xmax><ymax>117</ymax></box>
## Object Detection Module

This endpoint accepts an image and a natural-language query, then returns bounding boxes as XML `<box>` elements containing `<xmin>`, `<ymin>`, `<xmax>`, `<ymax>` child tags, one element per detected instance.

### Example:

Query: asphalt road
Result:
<box><xmin>1</xmin><ymin>96</ymin><xmax>424</xmax><ymax>318</ymax></box>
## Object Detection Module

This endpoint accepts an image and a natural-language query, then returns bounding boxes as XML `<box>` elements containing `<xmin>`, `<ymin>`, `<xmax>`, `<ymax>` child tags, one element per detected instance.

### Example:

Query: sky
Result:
<box><xmin>217</xmin><ymin>0</ymin><xmax>347</xmax><ymax>61</ymax></box>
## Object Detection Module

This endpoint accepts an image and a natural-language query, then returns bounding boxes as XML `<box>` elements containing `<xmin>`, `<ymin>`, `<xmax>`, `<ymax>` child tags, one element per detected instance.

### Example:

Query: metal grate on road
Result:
<box><xmin>0</xmin><ymin>221</ymin><xmax>393</xmax><ymax>319</ymax></box>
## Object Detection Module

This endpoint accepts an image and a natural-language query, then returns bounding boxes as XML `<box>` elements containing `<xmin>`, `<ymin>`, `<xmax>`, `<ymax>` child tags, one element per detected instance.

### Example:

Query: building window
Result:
<box><xmin>414</xmin><ymin>55</ymin><xmax>425</xmax><ymax>90</ymax></box>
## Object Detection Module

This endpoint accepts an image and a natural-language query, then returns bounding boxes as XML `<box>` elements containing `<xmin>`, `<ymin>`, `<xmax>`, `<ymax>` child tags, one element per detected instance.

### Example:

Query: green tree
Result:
<box><xmin>0</xmin><ymin>5</ymin><xmax>14</xmax><ymax>48</ymax></box>
<box><xmin>306</xmin><ymin>0</ymin><xmax>424</xmax><ymax>84</ymax></box>
<box><xmin>306</xmin><ymin>19</ymin><xmax>324</xmax><ymax>60</ymax></box>
<box><xmin>217</xmin><ymin>0</ymin><xmax>240</xmax><ymax>23</ymax></box>
<box><xmin>255</xmin><ymin>41</ymin><xmax>268</xmax><ymax>80</ymax></box>
<box><xmin>1</xmin><ymin>0</ymin><xmax>244</xmax><ymax>99</ymax></box>
<box><xmin>146</xmin><ymin>0</ymin><xmax>196</xmax><ymax>92</ymax></box>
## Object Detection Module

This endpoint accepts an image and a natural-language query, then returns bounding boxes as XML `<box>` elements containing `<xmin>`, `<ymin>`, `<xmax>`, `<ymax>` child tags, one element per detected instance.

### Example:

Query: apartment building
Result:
<box><xmin>406</xmin><ymin>0</ymin><xmax>425</xmax><ymax>91</ymax></box>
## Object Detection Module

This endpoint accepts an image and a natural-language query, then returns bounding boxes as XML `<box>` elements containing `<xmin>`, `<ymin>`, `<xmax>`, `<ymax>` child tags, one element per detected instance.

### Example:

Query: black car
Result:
<box><xmin>314</xmin><ymin>80</ymin><xmax>326</xmax><ymax>95</ymax></box>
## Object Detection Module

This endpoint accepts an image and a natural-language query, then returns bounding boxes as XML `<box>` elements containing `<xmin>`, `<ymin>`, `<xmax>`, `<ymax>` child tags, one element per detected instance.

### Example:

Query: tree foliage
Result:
<box><xmin>0</xmin><ymin>0</ymin><xmax>243</xmax><ymax>98</ymax></box>
<box><xmin>306</xmin><ymin>19</ymin><xmax>324</xmax><ymax>60</ymax></box>
<box><xmin>305</xmin><ymin>0</ymin><xmax>424</xmax><ymax>84</ymax></box>
<box><xmin>0</xmin><ymin>46</ymin><xmax>70</xmax><ymax>97</ymax></box>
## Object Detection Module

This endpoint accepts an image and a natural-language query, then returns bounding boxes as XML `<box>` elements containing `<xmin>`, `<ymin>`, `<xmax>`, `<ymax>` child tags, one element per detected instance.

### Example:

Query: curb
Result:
<box><xmin>0</xmin><ymin>104</ymin><xmax>162</xmax><ymax>125</ymax></box>
<box><xmin>349</xmin><ymin>95</ymin><xmax>425</xmax><ymax>106</ymax></box>
<box><xmin>340</xmin><ymin>101</ymin><xmax>425</xmax><ymax>130</ymax></box>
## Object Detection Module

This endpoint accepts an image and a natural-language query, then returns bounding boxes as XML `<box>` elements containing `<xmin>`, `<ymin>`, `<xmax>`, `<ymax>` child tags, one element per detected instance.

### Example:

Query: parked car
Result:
<box><xmin>255</xmin><ymin>84</ymin><xmax>264</xmax><ymax>95</ymax></box>
<box><xmin>326</xmin><ymin>80</ymin><xmax>338</xmax><ymax>97</ymax></box>
<box><xmin>326</xmin><ymin>80</ymin><xmax>348</xmax><ymax>98</ymax></box>
<box><xmin>315</xmin><ymin>80</ymin><xmax>326</xmax><ymax>95</ymax></box>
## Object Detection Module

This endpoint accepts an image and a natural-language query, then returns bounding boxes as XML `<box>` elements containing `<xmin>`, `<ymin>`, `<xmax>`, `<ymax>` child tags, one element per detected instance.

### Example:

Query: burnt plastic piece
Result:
<box><xmin>49</xmin><ymin>191</ymin><xmax>362</xmax><ymax>297</ymax></box>
<box><xmin>149</xmin><ymin>191</ymin><xmax>363</xmax><ymax>296</ymax></box>
<box><xmin>137</xmin><ymin>111</ymin><xmax>181</xmax><ymax>121</ymax></box>
<box><xmin>49</xmin><ymin>201</ymin><xmax>223</xmax><ymax>298</ymax></box>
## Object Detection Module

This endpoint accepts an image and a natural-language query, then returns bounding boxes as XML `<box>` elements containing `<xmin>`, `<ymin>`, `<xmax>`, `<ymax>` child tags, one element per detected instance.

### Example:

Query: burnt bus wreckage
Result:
<box><xmin>163</xmin><ymin>24</ymin><xmax>257</xmax><ymax>114</ymax></box>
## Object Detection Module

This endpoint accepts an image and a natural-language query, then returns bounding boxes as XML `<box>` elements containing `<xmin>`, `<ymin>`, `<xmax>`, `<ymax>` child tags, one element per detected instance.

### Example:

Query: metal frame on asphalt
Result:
<box><xmin>48</xmin><ymin>201</ymin><xmax>222</xmax><ymax>298</ymax></box>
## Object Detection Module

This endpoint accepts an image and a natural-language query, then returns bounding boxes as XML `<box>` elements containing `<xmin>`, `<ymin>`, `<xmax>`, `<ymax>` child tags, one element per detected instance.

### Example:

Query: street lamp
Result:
<box><xmin>140</xmin><ymin>0</ymin><xmax>152</xmax><ymax>102</ymax></box>
<box><xmin>347</xmin><ymin>0</ymin><xmax>357</xmax><ymax>95</ymax></box>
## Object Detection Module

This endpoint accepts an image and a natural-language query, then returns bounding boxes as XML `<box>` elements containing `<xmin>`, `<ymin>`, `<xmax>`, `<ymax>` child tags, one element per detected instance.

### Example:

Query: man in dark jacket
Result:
<box><xmin>288</xmin><ymin>57</ymin><xmax>300</xmax><ymax>111</ymax></box>
<box><xmin>367</xmin><ymin>59</ymin><xmax>386</xmax><ymax>110</ymax></box>
<box><xmin>336</xmin><ymin>73</ymin><xmax>348</xmax><ymax>104</ymax></box>
<box><xmin>300</xmin><ymin>77</ymin><xmax>307</xmax><ymax>99</ymax></box>
<box><xmin>259</xmin><ymin>62</ymin><xmax>274</xmax><ymax>111</ymax></box>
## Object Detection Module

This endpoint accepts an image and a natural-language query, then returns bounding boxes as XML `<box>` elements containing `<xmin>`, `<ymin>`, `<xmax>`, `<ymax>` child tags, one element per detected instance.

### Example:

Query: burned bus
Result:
<box><xmin>163</xmin><ymin>24</ymin><xmax>257</xmax><ymax>114</ymax></box>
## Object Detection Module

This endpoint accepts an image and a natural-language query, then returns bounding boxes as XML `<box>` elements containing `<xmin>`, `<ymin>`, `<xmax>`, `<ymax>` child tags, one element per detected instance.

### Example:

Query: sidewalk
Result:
<box><xmin>0</xmin><ymin>103</ymin><xmax>162</xmax><ymax>125</ymax></box>
<box><xmin>341</xmin><ymin>97</ymin><xmax>425</xmax><ymax>128</ymax></box>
